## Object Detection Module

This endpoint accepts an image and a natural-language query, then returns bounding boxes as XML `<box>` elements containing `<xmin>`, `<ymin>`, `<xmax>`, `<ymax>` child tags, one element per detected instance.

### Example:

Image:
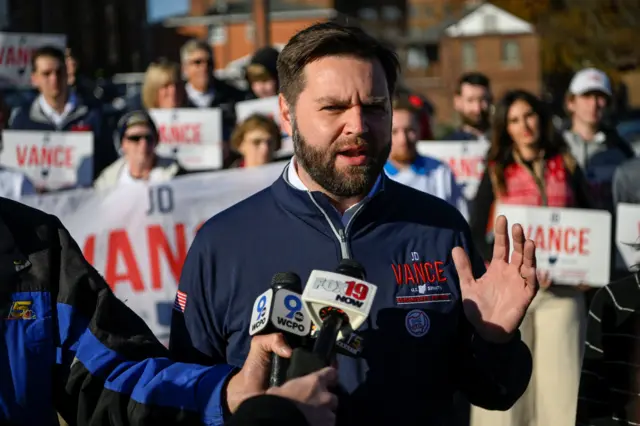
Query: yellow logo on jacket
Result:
<box><xmin>6</xmin><ymin>301</ymin><xmax>36</xmax><ymax>320</ymax></box>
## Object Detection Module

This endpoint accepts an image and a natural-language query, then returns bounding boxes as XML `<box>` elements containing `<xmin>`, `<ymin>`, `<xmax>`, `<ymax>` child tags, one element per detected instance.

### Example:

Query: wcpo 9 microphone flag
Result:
<box><xmin>249</xmin><ymin>273</ymin><xmax>312</xmax><ymax>338</ymax></box>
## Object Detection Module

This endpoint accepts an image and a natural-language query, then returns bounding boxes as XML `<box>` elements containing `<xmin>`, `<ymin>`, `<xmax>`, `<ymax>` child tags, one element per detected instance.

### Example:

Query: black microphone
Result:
<box><xmin>286</xmin><ymin>260</ymin><xmax>377</xmax><ymax>380</ymax></box>
<box><xmin>249</xmin><ymin>272</ymin><xmax>311</xmax><ymax>387</ymax></box>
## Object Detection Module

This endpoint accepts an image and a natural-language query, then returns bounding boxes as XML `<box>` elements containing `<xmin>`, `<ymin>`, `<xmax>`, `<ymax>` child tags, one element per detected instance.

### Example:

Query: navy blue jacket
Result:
<box><xmin>0</xmin><ymin>198</ymin><xmax>234</xmax><ymax>425</ymax></box>
<box><xmin>8</xmin><ymin>97</ymin><xmax>118</xmax><ymax>183</ymax></box>
<box><xmin>170</xmin><ymin>164</ymin><xmax>532</xmax><ymax>425</ymax></box>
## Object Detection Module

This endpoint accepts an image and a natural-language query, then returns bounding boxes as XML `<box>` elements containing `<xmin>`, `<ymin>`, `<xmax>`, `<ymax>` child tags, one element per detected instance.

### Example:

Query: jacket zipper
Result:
<box><xmin>306</xmin><ymin>192</ymin><xmax>368</xmax><ymax>260</ymax></box>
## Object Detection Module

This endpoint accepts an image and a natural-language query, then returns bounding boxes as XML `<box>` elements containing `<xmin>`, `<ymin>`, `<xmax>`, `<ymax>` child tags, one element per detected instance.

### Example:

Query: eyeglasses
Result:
<box><xmin>189</xmin><ymin>58</ymin><xmax>212</xmax><ymax>67</ymax></box>
<box><xmin>125</xmin><ymin>134</ymin><xmax>154</xmax><ymax>143</ymax></box>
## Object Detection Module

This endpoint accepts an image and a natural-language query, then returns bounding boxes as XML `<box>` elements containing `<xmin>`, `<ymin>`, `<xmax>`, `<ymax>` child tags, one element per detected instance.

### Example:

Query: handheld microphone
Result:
<box><xmin>286</xmin><ymin>259</ymin><xmax>377</xmax><ymax>380</ymax></box>
<box><xmin>249</xmin><ymin>272</ymin><xmax>312</xmax><ymax>386</ymax></box>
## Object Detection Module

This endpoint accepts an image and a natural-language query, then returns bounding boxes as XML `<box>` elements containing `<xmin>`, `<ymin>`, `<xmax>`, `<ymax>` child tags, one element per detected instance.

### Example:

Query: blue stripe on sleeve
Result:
<box><xmin>56</xmin><ymin>303</ymin><xmax>90</xmax><ymax>365</ymax></box>
<box><xmin>62</xmin><ymin>303</ymin><xmax>235</xmax><ymax>424</ymax></box>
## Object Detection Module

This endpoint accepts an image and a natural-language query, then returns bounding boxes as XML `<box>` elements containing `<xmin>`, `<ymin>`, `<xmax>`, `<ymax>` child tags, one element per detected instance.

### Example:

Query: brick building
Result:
<box><xmin>163</xmin><ymin>1</ymin><xmax>342</xmax><ymax>70</ymax></box>
<box><xmin>165</xmin><ymin>1</ymin><xmax>541</xmax><ymax>125</ymax></box>
<box><xmin>403</xmin><ymin>2</ymin><xmax>541</xmax><ymax>123</ymax></box>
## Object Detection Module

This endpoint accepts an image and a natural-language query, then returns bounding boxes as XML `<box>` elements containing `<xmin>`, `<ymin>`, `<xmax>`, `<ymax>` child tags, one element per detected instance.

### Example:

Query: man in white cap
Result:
<box><xmin>564</xmin><ymin>68</ymin><xmax>635</xmax><ymax>281</ymax></box>
<box><xmin>563</xmin><ymin>68</ymin><xmax>634</xmax><ymax>211</ymax></box>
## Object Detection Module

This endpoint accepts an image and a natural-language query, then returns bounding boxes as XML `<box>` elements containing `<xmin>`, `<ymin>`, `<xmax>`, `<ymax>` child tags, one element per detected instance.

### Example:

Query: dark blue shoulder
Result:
<box><xmin>195</xmin><ymin>186</ymin><xmax>277</xmax><ymax>242</ymax></box>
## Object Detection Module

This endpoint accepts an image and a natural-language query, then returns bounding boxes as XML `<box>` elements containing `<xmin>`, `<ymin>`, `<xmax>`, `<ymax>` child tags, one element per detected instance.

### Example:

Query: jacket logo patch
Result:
<box><xmin>405</xmin><ymin>309</ymin><xmax>430</xmax><ymax>337</ymax></box>
<box><xmin>393</xmin><ymin>254</ymin><xmax>452</xmax><ymax>305</ymax></box>
<box><xmin>6</xmin><ymin>301</ymin><xmax>36</xmax><ymax>320</ymax></box>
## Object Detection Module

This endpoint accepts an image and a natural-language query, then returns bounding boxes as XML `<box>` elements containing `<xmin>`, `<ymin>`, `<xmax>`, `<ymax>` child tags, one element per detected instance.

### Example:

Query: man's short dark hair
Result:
<box><xmin>31</xmin><ymin>45</ymin><xmax>66</xmax><ymax>72</ymax></box>
<box><xmin>456</xmin><ymin>72</ymin><xmax>490</xmax><ymax>94</ymax></box>
<box><xmin>277</xmin><ymin>22</ymin><xmax>400</xmax><ymax>106</ymax></box>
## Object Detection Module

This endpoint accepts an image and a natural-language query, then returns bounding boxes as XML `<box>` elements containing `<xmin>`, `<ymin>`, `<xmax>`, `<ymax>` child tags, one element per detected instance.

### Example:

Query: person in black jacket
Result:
<box><xmin>0</xmin><ymin>197</ymin><xmax>337</xmax><ymax>425</ymax></box>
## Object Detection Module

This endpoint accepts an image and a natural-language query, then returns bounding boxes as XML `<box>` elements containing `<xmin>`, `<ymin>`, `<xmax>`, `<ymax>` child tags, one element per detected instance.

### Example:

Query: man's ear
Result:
<box><xmin>279</xmin><ymin>94</ymin><xmax>293</xmax><ymax>136</ymax></box>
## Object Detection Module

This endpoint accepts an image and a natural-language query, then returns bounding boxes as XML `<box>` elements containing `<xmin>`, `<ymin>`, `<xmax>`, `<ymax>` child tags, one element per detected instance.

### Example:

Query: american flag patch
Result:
<box><xmin>174</xmin><ymin>290</ymin><xmax>187</xmax><ymax>312</ymax></box>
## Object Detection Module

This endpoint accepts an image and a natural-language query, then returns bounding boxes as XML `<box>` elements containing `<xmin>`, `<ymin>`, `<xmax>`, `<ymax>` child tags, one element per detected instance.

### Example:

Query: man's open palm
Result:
<box><xmin>452</xmin><ymin>215</ymin><xmax>538</xmax><ymax>343</ymax></box>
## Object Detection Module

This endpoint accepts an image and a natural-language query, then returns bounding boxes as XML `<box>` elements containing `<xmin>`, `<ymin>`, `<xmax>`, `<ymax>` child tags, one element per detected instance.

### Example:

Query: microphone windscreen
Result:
<box><xmin>336</xmin><ymin>259</ymin><xmax>366</xmax><ymax>280</ymax></box>
<box><xmin>271</xmin><ymin>272</ymin><xmax>302</xmax><ymax>291</ymax></box>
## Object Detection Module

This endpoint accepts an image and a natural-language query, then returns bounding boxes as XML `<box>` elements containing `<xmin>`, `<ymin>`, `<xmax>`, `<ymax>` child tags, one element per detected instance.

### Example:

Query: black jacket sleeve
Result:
<box><xmin>49</xmin><ymin>216</ymin><xmax>235</xmax><ymax>426</ymax></box>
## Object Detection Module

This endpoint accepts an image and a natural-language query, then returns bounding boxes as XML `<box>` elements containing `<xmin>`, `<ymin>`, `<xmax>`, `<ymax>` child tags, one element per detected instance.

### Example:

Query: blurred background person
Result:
<box><xmin>244</xmin><ymin>46</ymin><xmax>280</xmax><ymax>100</ymax></box>
<box><xmin>469</xmin><ymin>89</ymin><xmax>592</xmax><ymax>426</ymax></box>
<box><xmin>563</xmin><ymin>68</ymin><xmax>635</xmax><ymax>211</ymax></box>
<box><xmin>94</xmin><ymin>110</ymin><xmax>184</xmax><ymax>189</ymax></box>
<box><xmin>65</xmin><ymin>47</ymin><xmax>101</xmax><ymax>108</ymax></box>
<box><xmin>563</xmin><ymin>68</ymin><xmax>636</xmax><ymax>281</ymax></box>
<box><xmin>444</xmin><ymin>72</ymin><xmax>493</xmax><ymax>141</ymax></box>
<box><xmin>9</xmin><ymin>45</ymin><xmax>117</xmax><ymax>184</ymax></box>
<box><xmin>180</xmin><ymin>39</ymin><xmax>245</xmax><ymax>142</ymax></box>
<box><xmin>228</xmin><ymin>113</ymin><xmax>280</xmax><ymax>168</ymax></box>
<box><xmin>384</xmin><ymin>94</ymin><xmax>468</xmax><ymax>219</ymax></box>
<box><xmin>141</xmin><ymin>59</ymin><xmax>185</xmax><ymax>110</ymax></box>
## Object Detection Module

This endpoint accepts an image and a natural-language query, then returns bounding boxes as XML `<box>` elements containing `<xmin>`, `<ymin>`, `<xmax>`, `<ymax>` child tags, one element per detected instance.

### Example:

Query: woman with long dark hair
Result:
<box><xmin>469</xmin><ymin>90</ymin><xmax>592</xmax><ymax>426</ymax></box>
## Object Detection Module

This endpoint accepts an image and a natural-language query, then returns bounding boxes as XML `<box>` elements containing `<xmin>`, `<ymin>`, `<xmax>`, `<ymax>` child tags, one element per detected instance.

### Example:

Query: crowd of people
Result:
<box><xmin>0</xmin><ymin>19</ymin><xmax>639</xmax><ymax>426</ymax></box>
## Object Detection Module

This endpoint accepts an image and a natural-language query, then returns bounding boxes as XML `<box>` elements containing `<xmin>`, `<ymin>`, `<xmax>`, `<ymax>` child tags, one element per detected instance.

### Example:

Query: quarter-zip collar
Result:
<box><xmin>272</xmin><ymin>157</ymin><xmax>386</xmax><ymax>259</ymax></box>
<box><xmin>286</xmin><ymin>157</ymin><xmax>382</xmax><ymax>226</ymax></box>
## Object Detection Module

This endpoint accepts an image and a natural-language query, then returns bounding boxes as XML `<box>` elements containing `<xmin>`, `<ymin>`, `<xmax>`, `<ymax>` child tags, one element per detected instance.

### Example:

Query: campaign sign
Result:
<box><xmin>0</xmin><ymin>130</ymin><xmax>93</xmax><ymax>190</ymax></box>
<box><xmin>235</xmin><ymin>96</ymin><xmax>280</xmax><ymax>125</ymax></box>
<box><xmin>0</xmin><ymin>32</ymin><xmax>66</xmax><ymax>87</ymax></box>
<box><xmin>149</xmin><ymin>108</ymin><xmax>223</xmax><ymax>171</ymax></box>
<box><xmin>496</xmin><ymin>205</ymin><xmax>612</xmax><ymax>286</ymax></box>
<box><xmin>416</xmin><ymin>140</ymin><xmax>489</xmax><ymax>200</ymax></box>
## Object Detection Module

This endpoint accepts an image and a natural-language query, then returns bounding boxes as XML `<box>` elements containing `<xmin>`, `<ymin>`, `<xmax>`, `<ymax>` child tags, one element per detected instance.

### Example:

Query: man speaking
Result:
<box><xmin>170</xmin><ymin>22</ymin><xmax>537</xmax><ymax>425</ymax></box>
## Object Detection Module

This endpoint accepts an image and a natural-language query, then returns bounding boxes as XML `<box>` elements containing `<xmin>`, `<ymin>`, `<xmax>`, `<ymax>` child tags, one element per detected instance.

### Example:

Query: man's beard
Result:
<box><xmin>291</xmin><ymin>121</ymin><xmax>390</xmax><ymax>197</ymax></box>
<box><xmin>461</xmin><ymin>111</ymin><xmax>490</xmax><ymax>132</ymax></box>
<box><xmin>389</xmin><ymin>145</ymin><xmax>417</xmax><ymax>165</ymax></box>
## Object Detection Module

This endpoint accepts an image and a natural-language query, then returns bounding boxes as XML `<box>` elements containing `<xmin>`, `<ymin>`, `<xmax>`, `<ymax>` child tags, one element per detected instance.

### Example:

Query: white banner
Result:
<box><xmin>416</xmin><ymin>140</ymin><xmax>489</xmax><ymax>200</ymax></box>
<box><xmin>21</xmin><ymin>162</ymin><xmax>287</xmax><ymax>343</ymax></box>
<box><xmin>149</xmin><ymin>108</ymin><xmax>223</xmax><ymax>171</ymax></box>
<box><xmin>496</xmin><ymin>205</ymin><xmax>612</xmax><ymax>286</ymax></box>
<box><xmin>0</xmin><ymin>32</ymin><xmax>66</xmax><ymax>87</ymax></box>
<box><xmin>616</xmin><ymin>203</ymin><xmax>640</xmax><ymax>270</ymax></box>
<box><xmin>0</xmin><ymin>130</ymin><xmax>93</xmax><ymax>190</ymax></box>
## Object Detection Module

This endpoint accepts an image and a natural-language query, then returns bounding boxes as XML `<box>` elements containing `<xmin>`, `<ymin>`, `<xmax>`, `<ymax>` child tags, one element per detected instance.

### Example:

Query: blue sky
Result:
<box><xmin>147</xmin><ymin>0</ymin><xmax>190</xmax><ymax>23</ymax></box>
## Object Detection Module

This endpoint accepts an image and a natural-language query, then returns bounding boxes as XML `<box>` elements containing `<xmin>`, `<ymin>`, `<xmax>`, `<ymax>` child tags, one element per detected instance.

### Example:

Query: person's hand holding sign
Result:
<box><xmin>453</xmin><ymin>215</ymin><xmax>538</xmax><ymax>344</ymax></box>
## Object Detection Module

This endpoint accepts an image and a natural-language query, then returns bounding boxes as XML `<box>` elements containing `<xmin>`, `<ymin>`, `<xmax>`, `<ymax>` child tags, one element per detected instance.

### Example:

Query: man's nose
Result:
<box><xmin>343</xmin><ymin>106</ymin><xmax>369</xmax><ymax>135</ymax></box>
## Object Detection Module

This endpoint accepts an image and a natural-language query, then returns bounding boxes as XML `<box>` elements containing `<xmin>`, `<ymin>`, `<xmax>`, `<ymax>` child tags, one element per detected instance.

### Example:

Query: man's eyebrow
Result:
<box><xmin>314</xmin><ymin>96</ymin><xmax>388</xmax><ymax>106</ymax></box>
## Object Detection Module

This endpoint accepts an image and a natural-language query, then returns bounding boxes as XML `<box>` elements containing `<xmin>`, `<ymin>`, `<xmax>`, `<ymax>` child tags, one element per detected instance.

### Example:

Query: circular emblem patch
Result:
<box><xmin>405</xmin><ymin>309</ymin><xmax>430</xmax><ymax>337</ymax></box>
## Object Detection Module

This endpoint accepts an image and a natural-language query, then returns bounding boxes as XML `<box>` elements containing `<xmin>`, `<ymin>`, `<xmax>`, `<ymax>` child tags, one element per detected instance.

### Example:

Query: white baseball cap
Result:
<box><xmin>569</xmin><ymin>68</ymin><xmax>612</xmax><ymax>96</ymax></box>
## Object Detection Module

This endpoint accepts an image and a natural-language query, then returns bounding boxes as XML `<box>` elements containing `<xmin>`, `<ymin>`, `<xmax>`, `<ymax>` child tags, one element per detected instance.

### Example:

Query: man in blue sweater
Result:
<box><xmin>171</xmin><ymin>22</ymin><xmax>538</xmax><ymax>425</ymax></box>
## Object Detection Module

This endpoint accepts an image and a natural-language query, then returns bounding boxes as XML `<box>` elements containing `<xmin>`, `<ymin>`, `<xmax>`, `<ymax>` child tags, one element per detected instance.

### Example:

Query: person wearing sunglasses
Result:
<box><xmin>94</xmin><ymin>111</ymin><xmax>186</xmax><ymax>190</ymax></box>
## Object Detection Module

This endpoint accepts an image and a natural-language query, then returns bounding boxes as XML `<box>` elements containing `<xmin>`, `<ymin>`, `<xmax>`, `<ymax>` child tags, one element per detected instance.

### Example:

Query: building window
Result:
<box><xmin>462</xmin><ymin>41</ymin><xmax>476</xmax><ymax>69</ymax></box>
<box><xmin>501</xmin><ymin>40</ymin><xmax>521</xmax><ymax>67</ymax></box>
<box><xmin>483</xmin><ymin>14</ymin><xmax>497</xmax><ymax>32</ymax></box>
<box><xmin>208</xmin><ymin>26</ymin><xmax>227</xmax><ymax>46</ymax></box>
<box><xmin>407</xmin><ymin>47</ymin><xmax>429</xmax><ymax>70</ymax></box>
